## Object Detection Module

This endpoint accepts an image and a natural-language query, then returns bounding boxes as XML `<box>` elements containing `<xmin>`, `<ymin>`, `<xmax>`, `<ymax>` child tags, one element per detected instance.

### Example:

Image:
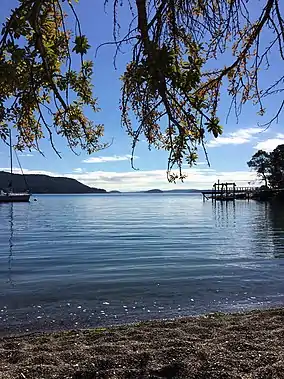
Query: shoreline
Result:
<box><xmin>1</xmin><ymin>307</ymin><xmax>284</xmax><ymax>378</ymax></box>
<box><xmin>0</xmin><ymin>301</ymin><xmax>275</xmax><ymax>339</ymax></box>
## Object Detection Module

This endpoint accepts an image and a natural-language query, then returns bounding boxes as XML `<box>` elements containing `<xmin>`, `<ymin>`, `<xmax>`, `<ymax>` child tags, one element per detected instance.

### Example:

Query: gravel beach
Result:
<box><xmin>1</xmin><ymin>308</ymin><xmax>284</xmax><ymax>378</ymax></box>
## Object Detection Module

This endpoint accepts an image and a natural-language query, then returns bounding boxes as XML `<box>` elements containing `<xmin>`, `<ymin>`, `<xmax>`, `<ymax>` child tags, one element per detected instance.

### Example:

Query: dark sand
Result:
<box><xmin>1</xmin><ymin>308</ymin><xmax>284</xmax><ymax>378</ymax></box>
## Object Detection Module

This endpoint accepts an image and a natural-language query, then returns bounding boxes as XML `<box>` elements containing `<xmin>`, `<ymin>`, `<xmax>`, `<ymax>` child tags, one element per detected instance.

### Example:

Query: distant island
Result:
<box><xmin>144</xmin><ymin>189</ymin><xmax>163</xmax><ymax>193</ymax></box>
<box><xmin>143</xmin><ymin>189</ymin><xmax>202</xmax><ymax>194</ymax></box>
<box><xmin>0</xmin><ymin>171</ymin><xmax>106</xmax><ymax>194</ymax></box>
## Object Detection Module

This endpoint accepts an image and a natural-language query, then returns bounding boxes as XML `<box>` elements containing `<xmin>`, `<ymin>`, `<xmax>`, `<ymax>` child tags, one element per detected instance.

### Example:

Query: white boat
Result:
<box><xmin>0</xmin><ymin>131</ymin><xmax>31</xmax><ymax>203</ymax></box>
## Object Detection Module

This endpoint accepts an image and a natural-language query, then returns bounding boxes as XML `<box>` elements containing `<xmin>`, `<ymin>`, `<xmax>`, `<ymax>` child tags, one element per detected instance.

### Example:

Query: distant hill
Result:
<box><xmin>141</xmin><ymin>189</ymin><xmax>202</xmax><ymax>194</ymax></box>
<box><xmin>0</xmin><ymin>171</ymin><xmax>106</xmax><ymax>194</ymax></box>
<box><xmin>144</xmin><ymin>189</ymin><xmax>163</xmax><ymax>193</ymax></box>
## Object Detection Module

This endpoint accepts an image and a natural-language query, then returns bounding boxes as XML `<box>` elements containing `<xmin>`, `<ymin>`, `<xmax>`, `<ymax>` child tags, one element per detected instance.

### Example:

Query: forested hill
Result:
<box><xmin>0</xmin><ymin>171</ymin><xmax>106</xmax><ymax>194</ymax></box>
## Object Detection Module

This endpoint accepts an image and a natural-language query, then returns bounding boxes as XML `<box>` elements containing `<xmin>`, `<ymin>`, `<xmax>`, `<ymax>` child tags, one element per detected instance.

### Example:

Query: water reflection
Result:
<box><xmin>8</xmin><ymin>203</ymin><xmax>14</xmax><ymax>287</ymax></box>
<box><xmin>212</xmin><ymin>200</ymin><xmax>236</xmax><ymax>228</ymax></box>
<box><xmin>268</xmin><ymin>201</ymin><xmax>284</xmax><ymax>257</ymax></box>
<box><xmin>212</xmin><ymin>199</ymin><xmax>279</xmax><ymax>259</ymax></box>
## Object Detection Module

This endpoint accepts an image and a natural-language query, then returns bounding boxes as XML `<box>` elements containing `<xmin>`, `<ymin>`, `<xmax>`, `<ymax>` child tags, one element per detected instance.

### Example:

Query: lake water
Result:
<box><xmin>0</xmin><ymin>193</ymin><xmax>284</xmax><ymax>335</ymax></box>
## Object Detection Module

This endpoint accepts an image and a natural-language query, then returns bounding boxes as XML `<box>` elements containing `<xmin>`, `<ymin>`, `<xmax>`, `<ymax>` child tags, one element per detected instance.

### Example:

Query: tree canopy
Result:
<box><xmin>248</xmin><ymin>145</ymin><xmax>284</xmax><ymax>189</ymax></box>
<box><xmin>247</xmin><ymin>149</ymin><xmax>270</xmax><ymax>187</ymax></box>
<box><xmin>1</xmin><ymin>0</ymin><xmax>284</xmax><ymax>180</ymax></box>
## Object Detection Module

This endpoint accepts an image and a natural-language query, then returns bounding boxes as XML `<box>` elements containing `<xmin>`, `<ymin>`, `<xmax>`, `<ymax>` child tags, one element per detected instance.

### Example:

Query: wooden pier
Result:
<box><xmin>202</xmin><ymin>180</ymin><xmax>258</xmax><ymax>201</ymax></box>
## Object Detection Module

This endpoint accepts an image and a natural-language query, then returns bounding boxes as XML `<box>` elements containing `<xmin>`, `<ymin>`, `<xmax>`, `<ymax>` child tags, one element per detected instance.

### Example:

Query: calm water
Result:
<box><xmin>0</xmin><ymin>194</ymin><xmax>284</xmax><ymax>335</ymax></box>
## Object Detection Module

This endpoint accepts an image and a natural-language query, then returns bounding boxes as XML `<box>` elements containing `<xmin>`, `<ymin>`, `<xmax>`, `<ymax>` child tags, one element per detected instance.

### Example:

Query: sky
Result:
<box><xmin>1</xmin><ymin>0</ymin><xmax>284</xmax><ymax>192</ymax></box>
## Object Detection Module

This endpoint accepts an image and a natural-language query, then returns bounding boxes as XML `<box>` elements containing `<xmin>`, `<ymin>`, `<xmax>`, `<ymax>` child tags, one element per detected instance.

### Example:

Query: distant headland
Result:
<box><xmin>0</xmin><ymin>171</ymin><xmax>106</xmax><ymax>194</ymax></box>
<box><xmin>144</xmin><ymin>189</ymin><xmax>163</xmax><ymax>193</ymax></box>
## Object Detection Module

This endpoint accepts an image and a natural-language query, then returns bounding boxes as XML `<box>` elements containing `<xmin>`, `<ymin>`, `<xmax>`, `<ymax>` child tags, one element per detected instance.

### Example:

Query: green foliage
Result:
<box><xmin>121</xmin><ymin>36</ymin><xmax>222</xmax><ymax>181</ymax></box>
<box><xmin>269</xmin><ymin>145</ymin><xmax>284</xmax><ymax>189</ymax></box>
<box><xmin>205</xmin><ymin>119</ymin><xmax>223</xmax><ymax>139</ymax></box>
<box><xmin>0</xmin><ymin>0</ymin><xmax>105</xmax><ymax>155</ymax></box>
<box><xmin>247</xmin><ymin>150</ymin><xmax>270</xmax><ymax>187</ymax></box>
<box><xmin>248</xmin><ymin>145</ymin><xmax>284</xmax><ymax>189</ymax></box>
<box><xmin>72</xmin><ymin>35</ymin><xmax>91</xmax><ymax>55</ymax></box>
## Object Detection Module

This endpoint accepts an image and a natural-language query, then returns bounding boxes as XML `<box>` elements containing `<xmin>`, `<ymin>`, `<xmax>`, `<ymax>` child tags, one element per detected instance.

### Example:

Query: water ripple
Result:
<box><xmin>0</xmin><ymin>194</ymin><xmax>284</xmax><ymax>334</ymax></box>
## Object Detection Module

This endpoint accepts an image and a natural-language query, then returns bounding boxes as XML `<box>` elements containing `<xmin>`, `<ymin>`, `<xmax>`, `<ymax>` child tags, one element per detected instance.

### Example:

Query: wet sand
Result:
<box><xmin>1</xmin><ymin>308</ymin><xmax>284</xmax><ymax>378</ymax></box>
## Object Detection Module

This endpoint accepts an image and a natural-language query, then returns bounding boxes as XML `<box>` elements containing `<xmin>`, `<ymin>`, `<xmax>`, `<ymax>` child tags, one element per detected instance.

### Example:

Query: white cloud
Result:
<box><xmin>208</xmin><ymin>127</ymin><xmax>264</xmax><ymax>148</ymax></box>
<box><xmin>0</xmin><ymin>168</ymin><xmax>61</xmax><ymax>177</ymax></box>
<box><xmin>254</xmin><ymin>133</ymin><xmax>284</xmax><ymax>152</ymax></box>
<box><xmin>18</xmin><ymin>153</ymin><xmax>34</xmax><ymax>157</ymax></box>
<box><xmin>73</xmin><ymin>168</ymin><xmax>84</xmax><ymax>173</ymax></box>
<box><xmin>196</xmin><ymin>161</ymin><xmax>208</xmax><ymax>166</ymax></box>
<box><xmin>68</xmin><ymin>168</ymin><xmax>257</xmax><ymax>192</ymax></box>
<box><xmin>82</xmin><ymin>154</ymin><xmax>137</xmax><ymax>163</ymax></box>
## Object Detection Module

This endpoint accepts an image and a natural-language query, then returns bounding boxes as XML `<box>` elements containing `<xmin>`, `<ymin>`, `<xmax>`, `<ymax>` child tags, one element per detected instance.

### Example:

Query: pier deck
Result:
<box><xmin>201</xmin><ymin>181</ymin><xmax>257</xmax><ymax>201</ymax></box>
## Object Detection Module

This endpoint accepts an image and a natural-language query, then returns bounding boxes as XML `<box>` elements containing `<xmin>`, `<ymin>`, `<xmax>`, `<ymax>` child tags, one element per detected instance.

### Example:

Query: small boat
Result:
<box><xmin>0</xmin><ymin>130</ymin><xmax>31</xmax><ymax>203</ymax></box>
<box><xmin>0</xmin><ymin>190</ymin><xmax>30</xmax><ymax>203</ymax></box>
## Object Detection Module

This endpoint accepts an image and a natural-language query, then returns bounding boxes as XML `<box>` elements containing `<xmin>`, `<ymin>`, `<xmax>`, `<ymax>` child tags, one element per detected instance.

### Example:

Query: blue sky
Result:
<box><xmin>1</xmin><ymin>0</ymin><xmax>284</xmax><ymax>191</ymax></box>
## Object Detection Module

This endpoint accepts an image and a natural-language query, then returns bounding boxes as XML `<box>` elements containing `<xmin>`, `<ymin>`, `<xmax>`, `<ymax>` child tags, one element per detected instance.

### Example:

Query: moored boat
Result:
<box><xmin>0</xmin><ymin>130</ymin><xmax>31</xmax><ymax>203</ymax></box>
<box><xmin>0</xmin><ymin>190</ymin><xmax>30</xmax><ymax>203</ymax></box>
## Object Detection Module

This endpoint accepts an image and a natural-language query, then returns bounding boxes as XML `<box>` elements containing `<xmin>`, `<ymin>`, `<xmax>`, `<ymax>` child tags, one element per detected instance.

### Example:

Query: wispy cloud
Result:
<box><xmin>18</xmin><ymin>153</ymin><xmax>34</xmax><ymax>157</ymax></box>
<box><xmin>82</xmin><ymin>154</ymin><xmax>137</xmax><ymax>164</ymax></box>
<box><xmin>196</xmin><ymin>161</ymin><xmax>208</xmax><ymax>166</ymax></box>
<box><xmin>254</xmin><ymin>133</ymin><xmax>284</xmax><ymax>152</ymax></box>
<box><xmin>207</xmin><ymin>127</ymin><xmax>264</xmax><ymax>148</ymax></box>
<box><xmin>73</xmin><ymin>168</ymin><xmax>84</xmax><ymax>173</ymax></box>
